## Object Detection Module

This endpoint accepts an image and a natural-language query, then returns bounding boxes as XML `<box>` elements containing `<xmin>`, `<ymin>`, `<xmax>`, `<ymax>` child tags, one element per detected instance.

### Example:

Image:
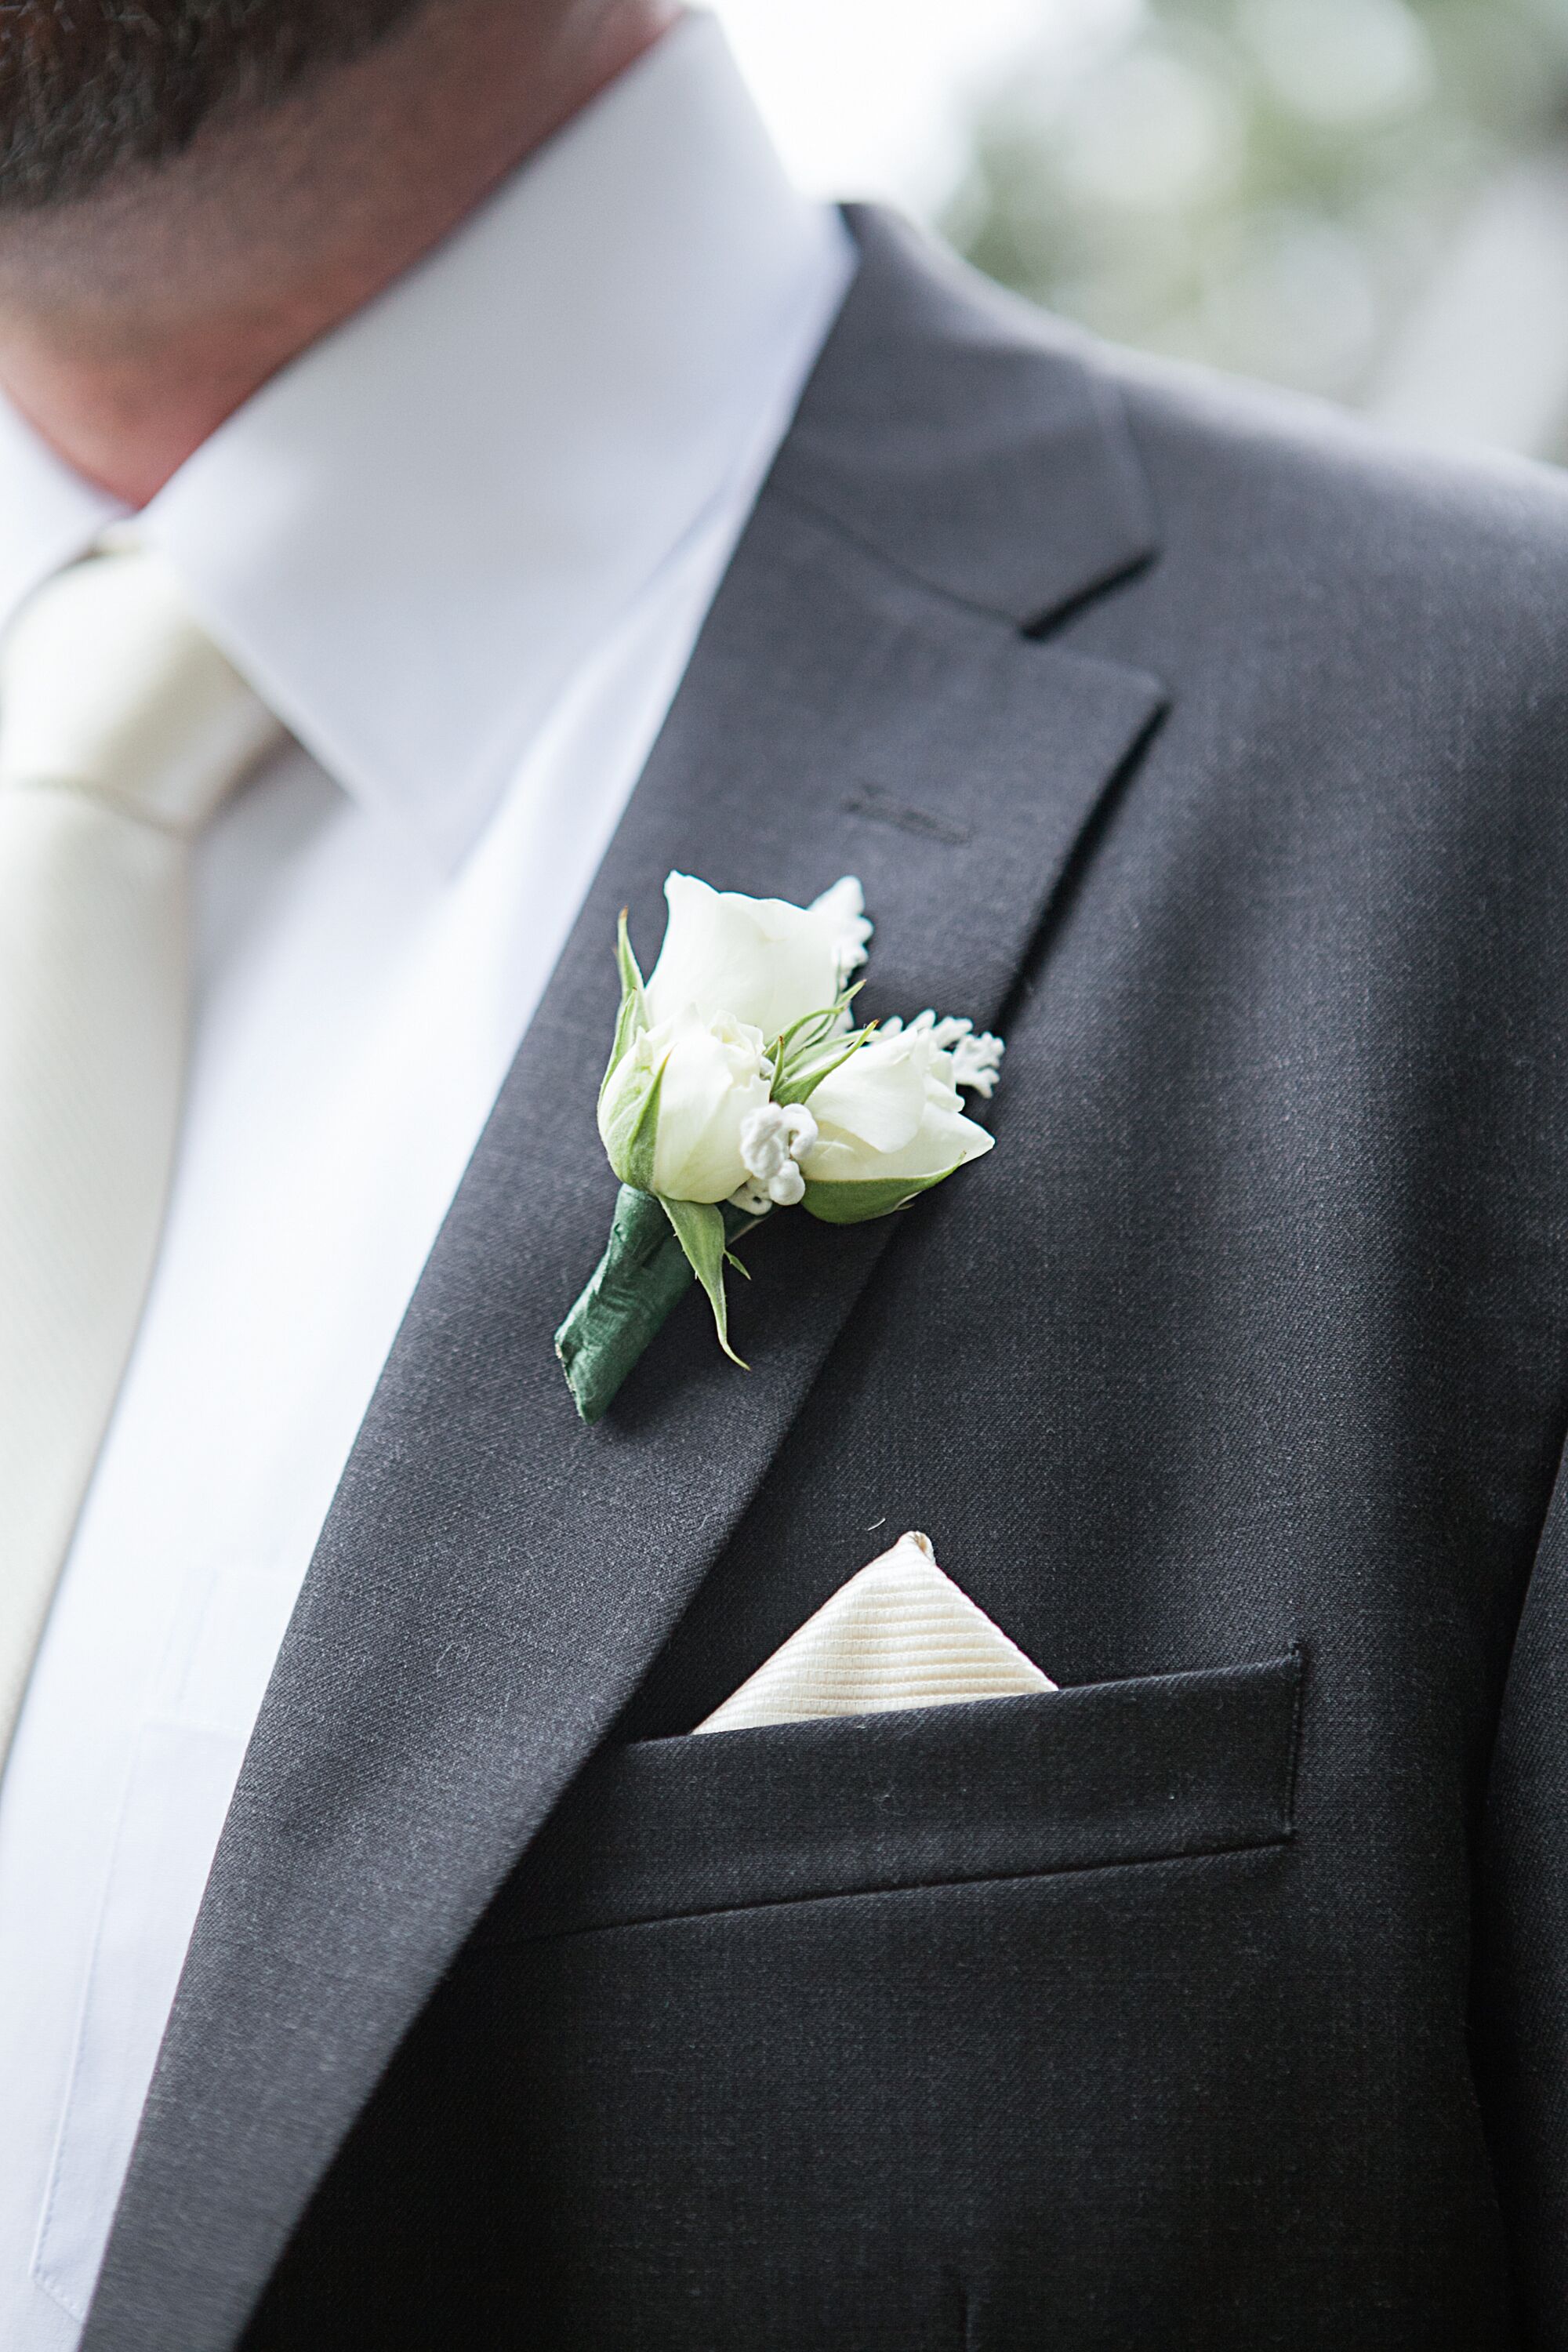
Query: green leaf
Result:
<box><xmin>615</xmin><ymin>907</ymin><xmax>645</xmax><ymax>997</ymax></box>
<box><xmin>774</xmin><ymin>1004</ymin><xmax>837</xmax><ymax>1059</ymax></box>
<box><xmin>800</xmin><ymin>1161</ymin><xmax>962</xmax><ymax>1226</ymax></box>
<box><xmin>622</xmin><ymin>1054</ymin><xmax>665</xmax><ymax>1194</ymax></box>
<box><xmin>772</xmin><ymin>1024</ymin><xmax>874</xmax><ymax>1108</ymax></box>
<box><xmin>770</xmin><ymin>982</ymin><xmax>868</xmax><ymax>1092</ymax></box>
<box><xmin>660</xmin><ymin>1195</ymin><xmax>747</xmax><ymax>1366</ymax></box>
<box><xmin>599</xmin><ymin>910</ymin><xmax>649</xmax><ymax>1107</ymax></box>
<box><xmin>601</xmin><ymin>1050</ymin><xmax>666</xmax><ymax>1191</ymax></box>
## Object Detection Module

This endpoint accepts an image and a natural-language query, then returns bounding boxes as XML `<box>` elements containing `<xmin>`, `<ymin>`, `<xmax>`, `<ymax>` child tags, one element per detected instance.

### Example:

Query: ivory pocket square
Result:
<box><xmin>695</xmin><ymin>1530</ymin><xmax>1055</xmax><ymax>1734</ymax></box>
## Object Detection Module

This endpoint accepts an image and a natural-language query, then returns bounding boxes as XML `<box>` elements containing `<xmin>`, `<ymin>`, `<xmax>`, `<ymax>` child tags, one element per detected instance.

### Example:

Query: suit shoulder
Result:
<box><xmin>1094</xmin><ymin>338</ymin><xmax>1568</xmax><ymax>631</ymax></box>
<box><xmin>804</xmin><ymin>216</ymin><xmax>1568</xmax><ymax>675</ymax></box>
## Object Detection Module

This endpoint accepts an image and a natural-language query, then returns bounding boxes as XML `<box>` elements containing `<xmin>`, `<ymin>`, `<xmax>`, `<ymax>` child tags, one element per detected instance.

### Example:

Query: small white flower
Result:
<box><xmin>645</xmin><ymin>873</ymin><xmax>870</xmax><ymax>1043</ymax></box>
<box><xmin>598</xmin><ymin>1008</ymin><xmax>774</xmax><ymax>1204</ymax></box>
<box><xmin>731</xmin><ymin>1101</ymin><xmax>819</xmax><ymax>1213</ymax></box>
<box><xmin>878</xmin><ymin>1011</ymin><xmax>1006</xmax><ymax>1097</ymax></box>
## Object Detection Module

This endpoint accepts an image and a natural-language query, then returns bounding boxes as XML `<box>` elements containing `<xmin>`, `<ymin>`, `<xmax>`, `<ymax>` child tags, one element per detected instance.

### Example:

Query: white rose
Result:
<box><xmin>800</xmin><ymin>1020</ymin><xmax>995</xmax><ymax>1203</ymax></box>
<box><xmin>644</xmin><ymin>872</ymin><xmax>871</xmax><ymax>1043</ymax></box>
<box><xmin>598</xmin><ymin>1008</ymin><xmax>774</xmax><ymax>1203</ymax></box>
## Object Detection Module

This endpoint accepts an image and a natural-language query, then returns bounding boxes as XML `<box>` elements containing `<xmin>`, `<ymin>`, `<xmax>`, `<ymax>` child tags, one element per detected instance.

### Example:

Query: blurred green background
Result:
<box><xmin>942</xmin><ymin>0</ymin><xmax>1568</xmax><ymax>457</ymax></box>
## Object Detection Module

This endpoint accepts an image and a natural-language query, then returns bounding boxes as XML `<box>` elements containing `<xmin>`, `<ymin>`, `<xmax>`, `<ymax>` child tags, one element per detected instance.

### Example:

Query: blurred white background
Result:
<box><xmin>710</xmin><ymin>0</ymin><xmax>1568</xmax><ymax>463</ymax></box>
<box><xmin>709</xmin><ymin>0</ymin><xmax>1116</xmax><ymax>213</ymax></box>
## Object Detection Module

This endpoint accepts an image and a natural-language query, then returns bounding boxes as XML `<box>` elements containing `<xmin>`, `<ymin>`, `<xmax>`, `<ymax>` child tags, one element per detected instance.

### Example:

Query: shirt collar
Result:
<box><xmin>0</xmin><ymin>12</ymin><xmax>851</xmax><ymax>868</ymax></box>
<box><xmin>0</xmin><ymin>399</ymin><xmax>122</xmax><ymax>623</ymax></box>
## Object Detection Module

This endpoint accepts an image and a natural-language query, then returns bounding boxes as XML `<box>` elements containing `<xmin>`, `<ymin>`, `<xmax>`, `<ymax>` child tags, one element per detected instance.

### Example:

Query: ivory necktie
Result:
<box><xmin>0</xmin><ymin>545</ymin><xmax>283</xmax><ymax>1769</ymax></box>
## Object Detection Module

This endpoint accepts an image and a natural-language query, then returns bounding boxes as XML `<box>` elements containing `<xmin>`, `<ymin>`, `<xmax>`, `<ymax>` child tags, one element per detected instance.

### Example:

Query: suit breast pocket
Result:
<box><xmin>483</xmin><ymin>1648</ymin><xmax>1305</xmax><ymax>1940</ymax></box>
<box><xmin>442</xmin><ymin>1650</ymin><xmax>1309</xmax><ymax>2349</ymax></box>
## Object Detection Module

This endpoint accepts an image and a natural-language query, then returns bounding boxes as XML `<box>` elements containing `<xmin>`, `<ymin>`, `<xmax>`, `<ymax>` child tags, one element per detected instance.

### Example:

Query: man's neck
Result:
<box><xmin>0</xmin><ymin>0</ymin><xmax>676</xmax><ymax>507</ymax></box>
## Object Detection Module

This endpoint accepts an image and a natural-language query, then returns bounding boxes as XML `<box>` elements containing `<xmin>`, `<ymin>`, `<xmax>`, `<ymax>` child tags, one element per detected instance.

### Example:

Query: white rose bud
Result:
<box><xmin>799</xmin><ymin>1020</ymin><xmax>995</xmax><ymax>1200</ymax></box>
<box><xmin>598</xmin><ymin>1008</ymin><xmax>774</xmax><ymax>1204</ymax></box>
<box><xmin>645</xmin><ymin>872</ymin><xmax>871</xmax><ymax>1043</ymax></box>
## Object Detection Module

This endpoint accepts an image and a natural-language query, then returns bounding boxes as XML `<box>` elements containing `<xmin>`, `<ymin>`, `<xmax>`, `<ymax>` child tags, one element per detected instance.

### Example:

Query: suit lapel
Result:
<box><xmin>83</xmin><ymin>211</ymin><xmax>1166</xmax><ymax>2352</ymax></box>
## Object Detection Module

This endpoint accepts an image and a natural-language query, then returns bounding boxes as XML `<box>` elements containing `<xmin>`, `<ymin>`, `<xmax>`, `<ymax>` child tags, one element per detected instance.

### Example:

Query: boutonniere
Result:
<box><xmin>555</xmin><ymin>873</ymin><xmax>1004</xmax><ymax>1422</ymax></box>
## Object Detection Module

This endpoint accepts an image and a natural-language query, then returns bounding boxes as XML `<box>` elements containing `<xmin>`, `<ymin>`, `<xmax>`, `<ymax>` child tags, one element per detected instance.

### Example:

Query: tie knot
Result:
<box><xmin>0</xmin><ymin>545</ymin><xmax>283</xmax><ymax>835</ymax></box>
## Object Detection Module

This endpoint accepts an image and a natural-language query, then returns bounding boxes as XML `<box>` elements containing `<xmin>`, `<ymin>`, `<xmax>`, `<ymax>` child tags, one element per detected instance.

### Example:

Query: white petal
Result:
<box><xmin>807</xmin><ymin>1035</ymin><xmax>928</xmax><ymax>1156</ymax></box>
<box><xmin>646</xmin><ymin>871</ymin><xmax>861</xmax><ymax>1040</ymax></box>
<box><xmin>644</xmin><ymin>1011</ymin><xmax>774</xmax><ymax>1203</ymax></box>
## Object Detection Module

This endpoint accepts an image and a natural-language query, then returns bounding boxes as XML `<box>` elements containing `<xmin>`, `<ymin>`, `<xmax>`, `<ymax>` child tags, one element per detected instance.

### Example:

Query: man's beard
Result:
<box><xmin>0</xmin><ymin>0</ymin><xmax>435</xmax><ymax>211</ymax></box>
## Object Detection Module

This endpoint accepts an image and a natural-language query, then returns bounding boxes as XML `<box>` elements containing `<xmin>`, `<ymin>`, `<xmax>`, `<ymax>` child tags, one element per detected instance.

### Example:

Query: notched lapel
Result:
<box><xmin>84</xmin><ymin>216</ymin><xmax>1167</xmax><ymax>2352</ymax></box>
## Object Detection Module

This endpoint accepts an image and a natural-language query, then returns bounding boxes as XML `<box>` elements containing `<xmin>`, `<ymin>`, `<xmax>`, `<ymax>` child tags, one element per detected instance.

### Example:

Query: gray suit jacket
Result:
<box><xmin>83</xmin><ymin>209</ymin><xmax>1568</xmax><ymax>2350</ymax></box>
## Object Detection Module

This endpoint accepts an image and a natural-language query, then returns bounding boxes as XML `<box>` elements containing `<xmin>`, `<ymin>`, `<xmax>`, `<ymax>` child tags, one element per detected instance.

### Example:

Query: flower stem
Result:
<box><xmin>554</xmin><ymin>1185</ymin><xmax>760</xmax><ymax>1424</ymax></box>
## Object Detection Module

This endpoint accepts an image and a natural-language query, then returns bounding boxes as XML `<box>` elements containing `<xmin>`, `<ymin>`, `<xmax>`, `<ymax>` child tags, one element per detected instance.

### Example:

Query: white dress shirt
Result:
<box><xmin>0</xmin><ymin>18</ymin><xmax>853</xmax><ymax>2344</ymax></box>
